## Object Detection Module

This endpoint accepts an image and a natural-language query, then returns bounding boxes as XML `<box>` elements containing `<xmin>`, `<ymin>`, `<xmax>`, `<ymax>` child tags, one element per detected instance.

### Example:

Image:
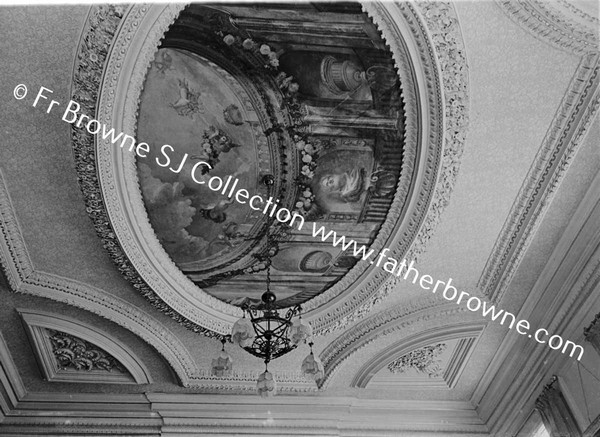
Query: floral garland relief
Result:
<box><xmin>49</xmin><ymin>329</ymin><xmax>127</xmax><ymax>373</ymax></box>
<box><xmin>218</xmin><ymin>30</ymin><xmax>321</xmax><ymax>217</ymax></box>
<box><xmin>387</xmin><ymin>343</ymin><xmax>447</xmax><ymax>378</ymax></box>
<box><xmin>293</xmin><ymin>137</ymin><xmax>337</xmax><ymax>215</ymax></box>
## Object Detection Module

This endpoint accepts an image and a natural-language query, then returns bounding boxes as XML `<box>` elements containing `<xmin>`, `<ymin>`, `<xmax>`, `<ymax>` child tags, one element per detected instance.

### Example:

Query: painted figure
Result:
<box><xmin>171</xmin><ymin>78</ymin><xmax>204</xmax><ymax>117</ymax></box>
<box><xmin>318</xmin><ymin>167</ymin><xmax>366</xmax><ymax>203</ymax></box>
<box><xmin>198</xmin><ymin>197</ymin><xmax>234</xmax><ymax>223</ymax></box>
<box><xmin>151</xmin><ymin>50</ymin><xmax>173</xmax><ymax>74</ymax></box>
<box><xmin>223</xmin><ymin>104</ymin><xmax>245</xmax><ymax>125</ymax></box>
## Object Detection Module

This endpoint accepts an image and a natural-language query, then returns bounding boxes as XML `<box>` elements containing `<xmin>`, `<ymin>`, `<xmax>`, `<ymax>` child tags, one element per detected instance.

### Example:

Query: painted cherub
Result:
<box><xmin>171</xmin><ymin>78</ymin><xmax>205</xmax><ymax>117</ymax></box>
<box><xmin>151</xmin><ymin>50</ymin><xmax>173</xmax><ymax>74</ymax></box>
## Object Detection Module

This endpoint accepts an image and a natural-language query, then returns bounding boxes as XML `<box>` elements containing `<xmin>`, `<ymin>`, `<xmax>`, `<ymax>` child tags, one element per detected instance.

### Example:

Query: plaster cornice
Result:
<box><xmin>474</xmin><ymin>170</ymin><xmax>600</xmax><ymax>435</ymax></box>
<box><xmin>0</xmin><ymin>329</ymin><xmax>488</xmax><ymax>434</ymax></box>
<box><xmin>496</xmin><ymin>0</ymin><xmax>599</xmax><ymax>55</ymax></box>
<box><xmin>363</xmin><ymin>0</ymin><xmax>470</xmax><ymax>311</ymax></box>
<box><xmin>351</xmin><ymin>323</ymin><xmax>483</xmax><ymax>388</ymax></box>
<box><xmin>148</xmin><ymin>393</ymin><xmax>488</xmax><ymax>434</ymax></box>
<box><xmin>318</xmin><ymin>296</ymin><xmax>481</xmax><ymax>388</ymax></box>
<box><xmin>478</xmin><ymin>52</ymin><xmax>600</xmax><ymax>302</ymax></box>
<box><xmin>0</xmin><ymin>168</ymin><xmax>200</xmax><ymax>386</ymax></box>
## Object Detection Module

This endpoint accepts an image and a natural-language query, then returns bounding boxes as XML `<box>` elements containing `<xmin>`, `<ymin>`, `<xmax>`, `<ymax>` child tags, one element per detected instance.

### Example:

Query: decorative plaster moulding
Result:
<box><xmin>317</xmin><ymin>295</ymin><xmax>484</xmax><ymax>388</ymax></box>
<box><xmin>496</xmin><ymin>0</ymin><xmax>599</xmax><ymax>55</ymax></box>
<box><xmin>0</xmin><ymin>168</ymin><xmax>200</xmax><ymax>387</ymax></box>
<box><xmin>356</xmin><ymin>335</ymin><xmax>478</xmax><ymax>389</ymax></box>
<box><xmin>18</xmin><ymin>309</ymin><xmax>152</xmax><ymax>384</ymax></box>
<box><xmin>479</xmin><ymin>0</ymin><xmax>600</xmax><ymax>303</ymax></box>
<box><xmin>478</xmin><ymin>54</ymin><xmax>599</xmax><ymax>301</ymax></box>
<box><xmin>71</xmin><ymin>2</ymin><xmax>468</xmax><ymax>337</ymax></box>
<box><xmin>0</xmin><ymin>152</ymin><xmax>317</xmax><ymax>390</ymax></box>
<box><xmin>473</xmin><ymin>172</ymin><xmax>600</xmax><ymax>435</ymax></box>
<box><xmin>368</xmin><ymin>0</ymin><xmax>470</xmax><ymax>312</ymax></box>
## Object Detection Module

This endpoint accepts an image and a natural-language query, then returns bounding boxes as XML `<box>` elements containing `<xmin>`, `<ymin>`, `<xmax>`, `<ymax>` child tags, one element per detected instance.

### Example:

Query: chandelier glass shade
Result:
<box><xmin>301</xmin><ymin>344</ymin><xmax>324</xmax><ymax>382</ymax></box>
<box><xmin>256</xmin><ymin>370</ymin><xmax>277</xmax><ymax>398</ymax></box>
<box><xmin>211</xmin><ymin>340</ymin><xmax>233</xmax><ymax>377</ymax></box>
<box><xmin>290</xmin><ymin>318</ymin><xmax>313</xmax><ymax>345</ymax></box>
<box><xmin>231</xmin><ymin>317</ymin><xmax>255</xmax><ymax>348</ymax></box>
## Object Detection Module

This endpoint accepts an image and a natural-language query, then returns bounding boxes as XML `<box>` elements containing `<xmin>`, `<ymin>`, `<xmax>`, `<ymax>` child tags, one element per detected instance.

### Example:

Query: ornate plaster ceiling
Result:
<box><xmin>0</xmin><ymin>1</ymin><xmax>598</xmax><ymax>435</ymax></box>
<box><xmin>71</xmin><ymin>2</ymin><xmax>460</xmax><ymax>337</ymax></box>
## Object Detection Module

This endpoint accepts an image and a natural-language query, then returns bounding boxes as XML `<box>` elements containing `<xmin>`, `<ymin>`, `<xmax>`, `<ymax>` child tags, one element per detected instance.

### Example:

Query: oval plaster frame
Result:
<box><xmin>92</xmin><ymin>2</ymin><xmax>449</xmax><ymax>335</ymax></box>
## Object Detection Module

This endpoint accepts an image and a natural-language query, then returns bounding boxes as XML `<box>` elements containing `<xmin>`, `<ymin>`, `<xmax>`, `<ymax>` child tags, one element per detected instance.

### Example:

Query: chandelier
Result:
<box><xmin>210</xmin><ymin>175</ymin><xmax>324</xmax><ymax>396</ymax></box>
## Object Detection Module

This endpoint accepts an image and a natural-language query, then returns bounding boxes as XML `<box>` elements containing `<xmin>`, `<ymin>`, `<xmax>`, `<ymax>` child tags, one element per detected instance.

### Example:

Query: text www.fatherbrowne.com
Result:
<box><xmin>310</xmin><ymin>222</ymin><xmax>584</xmax><ymax>361</ymax></box>
<box><xmin>15</xmin><ymin>84</ymin><xmax>586</xmax><ymax>362</ymax></box>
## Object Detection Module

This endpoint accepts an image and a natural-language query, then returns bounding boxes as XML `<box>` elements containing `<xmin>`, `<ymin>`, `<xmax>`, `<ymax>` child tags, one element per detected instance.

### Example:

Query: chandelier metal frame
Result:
<box><xmin>239</xmin><ymin>291</ymin><xmax>302</xmax><ymax>363</ymax></box>
<box><xmin>212</xmin><ymin>175</ymin><xmax>323</xmax><ymax>395</ymax></box>
<box><xmin>225</xmin><ymin>174</ymin><xmax>307</xmax><ymax>364</ymax></box>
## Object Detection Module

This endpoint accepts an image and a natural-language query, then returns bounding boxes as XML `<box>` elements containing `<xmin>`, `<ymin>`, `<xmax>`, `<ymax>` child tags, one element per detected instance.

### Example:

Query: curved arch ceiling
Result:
<box><xmin>72</xmin><ymin>2</ymin><xmax>450</xmax><ymax>336</ymax></box>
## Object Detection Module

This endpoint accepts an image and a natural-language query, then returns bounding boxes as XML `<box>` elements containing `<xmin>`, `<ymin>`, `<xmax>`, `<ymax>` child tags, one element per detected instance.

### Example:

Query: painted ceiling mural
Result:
<box><xmin>135</xmin><ymin>3</ymin><xmax>406</xmax><ymax>307</ymax></box>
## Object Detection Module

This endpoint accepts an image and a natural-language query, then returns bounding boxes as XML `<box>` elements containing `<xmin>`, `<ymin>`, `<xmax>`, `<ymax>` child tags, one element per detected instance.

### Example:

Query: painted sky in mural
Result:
<box><xmin>137</xmin><ymin>48</ymin><xmax>263</xmax><ymax>268</ymax></box>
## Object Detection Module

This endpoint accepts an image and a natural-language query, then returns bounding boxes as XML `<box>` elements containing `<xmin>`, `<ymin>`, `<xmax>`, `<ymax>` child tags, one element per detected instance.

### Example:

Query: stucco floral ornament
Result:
<box><xmin>387</xmin><ymin>344</ymin><xmax>447</xmax><ymax>378</ymax></box>
<box><xmin>49</xmin><ymin>330</ymin><xmax>126</xmax><ymax>373</ymax></box>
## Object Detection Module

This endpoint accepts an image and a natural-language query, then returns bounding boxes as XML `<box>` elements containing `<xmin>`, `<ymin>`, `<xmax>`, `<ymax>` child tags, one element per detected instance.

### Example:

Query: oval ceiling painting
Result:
<box><xmin>135</xmin><ymin>3</ymin><xmax>407</xmax><ymax>308</ymax></box>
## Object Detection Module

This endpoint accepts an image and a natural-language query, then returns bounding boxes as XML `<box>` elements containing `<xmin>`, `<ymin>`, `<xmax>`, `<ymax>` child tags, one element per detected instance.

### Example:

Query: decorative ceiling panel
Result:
<box><xmin>19</xmin><ymin>309</ymin><xmax>152</xmax><ymax>384</ymax></box>
<box><xmin>70</xmin><ymin>2</ymin><xmax>455</xmax><ymax>337</ymax></box>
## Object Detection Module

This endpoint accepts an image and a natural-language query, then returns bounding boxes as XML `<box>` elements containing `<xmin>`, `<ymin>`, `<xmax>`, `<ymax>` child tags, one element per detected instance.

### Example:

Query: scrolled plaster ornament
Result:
<box><xmin>318</xmin><ymin>296</ymin><xmax>463</xmax><ymax>387</ymax></box>
<box><xmin>386</xmin><ymin>343</ymin><xmax>446</xmax><ymax>377</ymax></box>
<box><xmin>49</xmin><ymin>329</ymin><xmax>127</xmax><ymax>373</ymax></box>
